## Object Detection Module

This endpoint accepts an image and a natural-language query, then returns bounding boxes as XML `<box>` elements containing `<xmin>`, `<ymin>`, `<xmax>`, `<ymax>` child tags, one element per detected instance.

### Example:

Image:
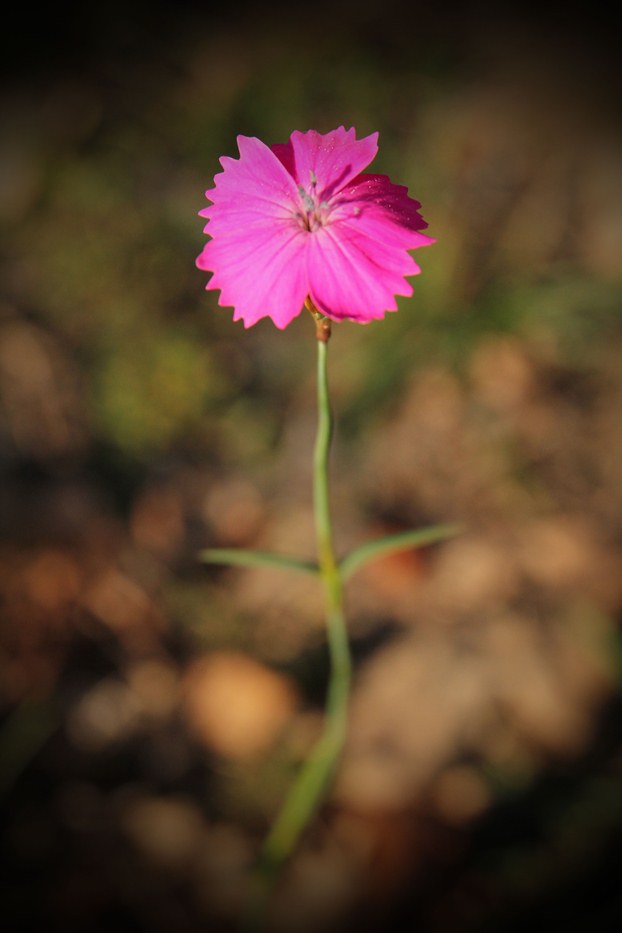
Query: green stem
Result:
<box><xmin>242</xmin><ymin>334</ymin><xmax>351</xmax><ymax>928</ymax></box>
<box><xmin>312</xmin><ymin>337</ymin><xmax>351</xmax><ymax>765</ymax></box>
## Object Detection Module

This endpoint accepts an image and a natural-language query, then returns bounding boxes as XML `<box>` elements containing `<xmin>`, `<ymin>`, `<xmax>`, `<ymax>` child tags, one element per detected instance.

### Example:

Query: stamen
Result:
<box><xmin>298</xmin><ymin>186</ymin><xmax>315</xmax><ymax>213</ymax></box>
<box><xmin>294</xmin><ymin>183</ymin><xmax>332</xmax><ymax>232</ymax></box>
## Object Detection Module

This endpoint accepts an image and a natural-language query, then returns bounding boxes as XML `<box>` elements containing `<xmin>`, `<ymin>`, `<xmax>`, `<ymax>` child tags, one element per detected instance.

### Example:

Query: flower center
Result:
<box><xmin>294</xmin><ymin>171</ymin><xmax>331</xmax><ymax>232</ymax></box>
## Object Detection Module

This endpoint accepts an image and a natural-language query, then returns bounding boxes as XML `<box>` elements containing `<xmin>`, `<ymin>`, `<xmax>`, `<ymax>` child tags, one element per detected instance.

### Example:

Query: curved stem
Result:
<box><xmin>242</xmin><ymin>335</ymin><xmax>351</xmax><ymax>929</ymax></box>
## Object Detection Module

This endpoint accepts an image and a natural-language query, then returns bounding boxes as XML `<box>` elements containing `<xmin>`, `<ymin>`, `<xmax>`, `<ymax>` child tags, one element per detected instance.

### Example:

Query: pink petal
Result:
<box><xmin>270</xmin><ymin>141</ymin><xmax>296</xmax><ymax>178</ymax></box>
<box><xmin>197</xmin><ymin>222</ymin><xmax>309</xmax><ymax>328</ymax></box>
<box><xmin>203</xmin><ymin>135</ymin><xmax>301</xmax><ymax>234</ymax></box>
<box><xmin>307</xmin><ymin>223</ymin><xmax>414</xmax><ymax>323</ymax></box>
<box><xmin>197</xmin><ymin>135</ymin><xmax>311</xmax><ymax>327</ymax></box>
<box><xmin>305</xmin><ymin>170</ymin><xmax>435</xmax><ymax>322</ymax></box>
<box><xmin>288</xmin><ymin>127</ymin><xmax>379</xmax><ymax>200</ymax></box>
<box><xmin>333</xmin><ymin>173</ymin><xmax>436</xmax><ymax>248</ymax></box>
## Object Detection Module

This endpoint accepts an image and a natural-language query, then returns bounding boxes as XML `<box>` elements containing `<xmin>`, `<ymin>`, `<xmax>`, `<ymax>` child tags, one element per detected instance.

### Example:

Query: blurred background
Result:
<box><xmin>2</xmin><ymin>2</ymin><xmax>622</xmax><ymax>931</ymax></box>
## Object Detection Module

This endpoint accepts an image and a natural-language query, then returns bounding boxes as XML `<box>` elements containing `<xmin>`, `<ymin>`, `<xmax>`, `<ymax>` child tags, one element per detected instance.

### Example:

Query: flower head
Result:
<box><xmin>196</xmin><ymin>127</ymin><xmax>434</xmax><ymax>329</ymax></box>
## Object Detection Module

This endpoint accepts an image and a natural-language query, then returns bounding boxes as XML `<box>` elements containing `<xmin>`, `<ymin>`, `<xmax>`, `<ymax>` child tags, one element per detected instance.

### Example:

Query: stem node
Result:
<box><xmin>315</xmin><ymin>317</ymin><xmax>332</xmax><ymax>342</ymax></box>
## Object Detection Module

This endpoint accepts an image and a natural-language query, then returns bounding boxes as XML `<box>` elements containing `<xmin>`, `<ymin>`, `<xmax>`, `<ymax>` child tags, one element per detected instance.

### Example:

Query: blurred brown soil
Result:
<box><xmin>2</xmin><ymin>325</ymin><xmax>622</xmax><ymax>933</ymax></box>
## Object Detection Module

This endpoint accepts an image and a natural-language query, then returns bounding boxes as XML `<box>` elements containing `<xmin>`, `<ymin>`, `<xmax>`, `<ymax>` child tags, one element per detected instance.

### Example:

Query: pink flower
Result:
<box><xmin>196</xmin><ymin>126</ymin><xmax>435</xmax><ymax>329</ymax></box>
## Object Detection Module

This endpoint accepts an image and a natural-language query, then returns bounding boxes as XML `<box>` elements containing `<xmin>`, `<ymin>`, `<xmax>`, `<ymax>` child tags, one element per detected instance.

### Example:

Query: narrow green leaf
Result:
<box><xmin>339</xmin><ymin>522</ymin><xmax>464</xmax><ymax>580</ymax></box>
<box><xmin>199</xmin><ymin>548</ymin><xmax>319</xmax><ymax>575</ymax></box>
